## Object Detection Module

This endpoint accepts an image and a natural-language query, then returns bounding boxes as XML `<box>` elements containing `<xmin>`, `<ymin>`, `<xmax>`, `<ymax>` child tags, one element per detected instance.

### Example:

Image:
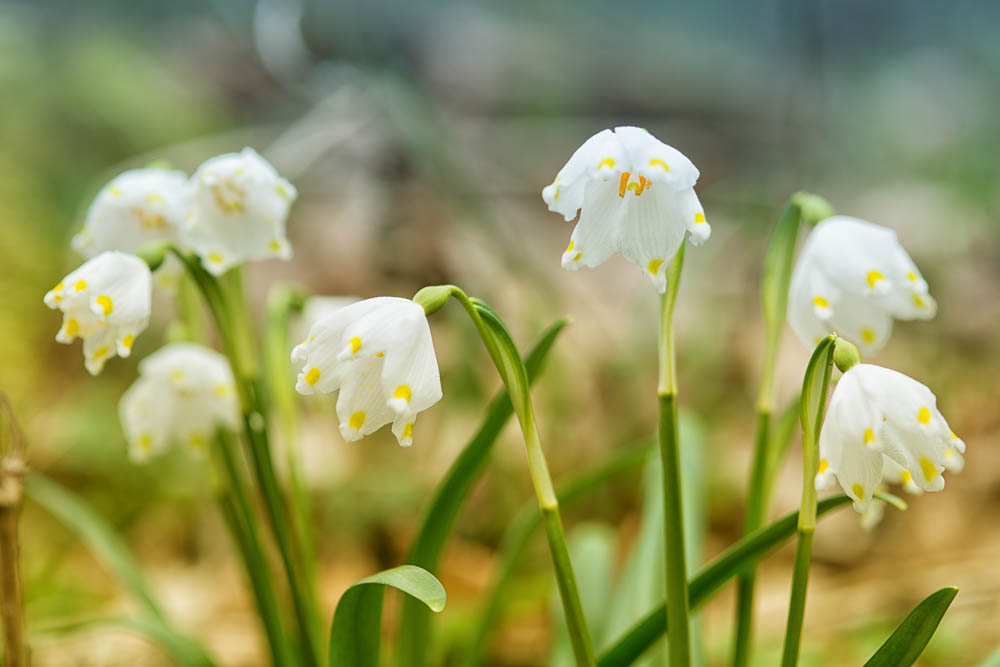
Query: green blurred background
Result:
<box><xmin>2</xmin><ymin>0</ymin><xmax>998</xmax><ymax>664</ymax></box>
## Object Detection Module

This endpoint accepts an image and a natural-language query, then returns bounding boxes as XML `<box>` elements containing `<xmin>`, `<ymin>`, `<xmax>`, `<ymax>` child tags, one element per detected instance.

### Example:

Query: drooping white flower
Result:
<box><xmin>291</xmin><ymin>297</ymin><xmax>442</xmax><ymax>447</ymax></box>
<box><xmin>788</xmin><ymin>216</ymin><xmax>936</xmax><ymax>355</ymax></box>
<box><xmin>541</xmin><ymin>126</ymin><xmax>709</xmax><ymax>292</ymax></box>
<box><xmin>181</xmin><ymin>147</ymin><xmax>297</xmax><ymax>275</ymax></box>
<box><xmin>815</xmin><ymin>364</ymin><xmax>966</xmax><ymax>514</ymax></box>
<box><xmin>119</xmin><ymin>342</ymin><xmax>240</xmax><ymax>463</ymax></box>
<box><xmin>43</xmin><ymin>251</ymin><xmax>152</xmax><ymax>375</ymax></box>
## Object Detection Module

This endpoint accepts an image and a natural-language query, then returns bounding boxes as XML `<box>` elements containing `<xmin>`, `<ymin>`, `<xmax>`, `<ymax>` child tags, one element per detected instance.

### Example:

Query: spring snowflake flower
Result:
<box><xmin>541</xmin><ymin>126</ymin><xmax>709</xmax><ymax>292</ymax></box>
<box><xmin>44</xmin><ymin>251</ymin><xmax>152</xmax><ymax>375</ymax></box>
<box><xmin>815</xmin><ymin>364</ymin><xmax>965</xmax><ymax>514</ymax></box>
<box><xmin>119</xmin><ymin>342</ymin><xmax>239</xmax><ymax>462</ymax></box>
<box><xmin>291</xmin><ymin>297</ymin><xmax>442</xmax><ymax>446</ymax></box>
<box><xmin>788</xmin><ymin>216</ymin><xmax>936</xmax><ymax>355</ymax></box>
<box><xmin>182</xmin><ymin>147</ymin><xmax>297</xmax><ymax>275</ymax></box>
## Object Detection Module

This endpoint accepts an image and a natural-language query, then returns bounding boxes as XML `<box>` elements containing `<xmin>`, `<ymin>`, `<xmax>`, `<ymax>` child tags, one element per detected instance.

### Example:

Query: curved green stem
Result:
<box><xmin>657</xmin><ymin>243</ymin><xmax>691</xmax><ymax>667</ymax></box>
<box><xmin>422</xmin><ymin>286</ymin><xmax>596</xmax><ymax>667</ymax></box>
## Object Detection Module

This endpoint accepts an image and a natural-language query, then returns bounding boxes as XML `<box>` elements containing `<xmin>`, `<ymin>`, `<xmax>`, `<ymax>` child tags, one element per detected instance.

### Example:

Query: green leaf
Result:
<box><xmin>863</xmin><ymin>587</ymin><xmax>958</xmax><ymax>667</ymax></box>
<box><xmin>32</xmin><ymin>617</ymin><xmax>216</xmax><ymax>667</ymax></box>
<box><xmin>761</xmin><ymin>200</ymin><xmax>805</xmax><ymax>343</ymax></box>
<box><xmin>801</xmin><ymin>336</ymin><xmax>837</xmax><ymax>449</ymax></box>
<box><xmin>598</xmin><ymin>494</ymin><xmax>856</xmax><ymax>666</ymax></box>
<box><xmin>396</xmin><ymin>319</ymin><xmax>568</xmax><ymax>667</ymax></box>
<box><xmin>330</xmin><ymin>565</ymin><xmax>446</xmax><ymax>667</ymax></box>
<box><xmin>25</xmin><ymin>472</ymin><xmax>166</xmax><ymax>622</ymax></box>
<box><xmin>761</xmin><ymin>394</ymin><xmax>801</xmax><ymax>508</ymax></box>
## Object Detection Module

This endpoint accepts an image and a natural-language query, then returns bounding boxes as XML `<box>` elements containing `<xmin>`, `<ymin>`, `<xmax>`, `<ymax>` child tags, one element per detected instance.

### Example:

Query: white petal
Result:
<box><xmin>561</xmin><ymin>180</ymin><xmax>624</xmax><ymax>271</ymax></box>
<box><xmin>613</xmin><ymin>126</ymin><xmax>699</xmax><ymax>190</ymax></box>
<box><xmin>617</xmin><ymin>186</ymin><xmax>687</xmax><ymax>293</ymax></box>
<box><xmin>542</xmin><ymin>129</ymin><xmax>626</xmax><ymax>221</ymax></box>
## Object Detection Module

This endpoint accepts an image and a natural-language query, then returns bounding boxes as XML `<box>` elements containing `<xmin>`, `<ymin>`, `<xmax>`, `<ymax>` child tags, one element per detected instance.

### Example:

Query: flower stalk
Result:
<box><xmin>733</xmin><ymin>192</ymin><xmax>832</xmax><ymax>666</ymax></box>
<box><xmin>415</xmin><ymin>285</ymin><xmax>596</xmax><ymax>667</ymax></box>
<box><xmin>780</xmin><ymin>336</ymin><xmax>837</xmax><ymax>667</ymax></box>
<box><xmin>656</xmin><ymin>242</ymin><xmax>692</xmax><ymax>667</ymax></box>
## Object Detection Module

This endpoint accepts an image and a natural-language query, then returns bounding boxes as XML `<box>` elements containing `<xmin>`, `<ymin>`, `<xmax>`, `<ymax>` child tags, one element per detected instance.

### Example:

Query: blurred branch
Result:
<box><xmin>0</xmin><ymin>392</ymin><xmax>28</xmax><ymax>667</ymax></box>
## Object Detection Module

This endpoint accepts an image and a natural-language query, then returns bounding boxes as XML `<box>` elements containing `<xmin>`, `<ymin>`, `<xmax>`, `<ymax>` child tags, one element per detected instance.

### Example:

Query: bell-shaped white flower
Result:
<box><xmin>291</xmin><ymin>297</ymin><xmax>442</xmax><ymax>447</ymax></box>
<box><xmin>815</xmin><ymin>364</ymin><xmax>965</xmax><ymax>514</ymax></box>
<box><xmin>119</xmin><ymin>342</ymin><xmax>240</xmax><ymax>463</ymax></box>
<box><xmin>44</xmin><ymin>251</ymin><xmax>152</xmax><ymax>375</ymax></box>
<box><xmin>541</xmin><ymin>126</ymin><xmax>709</xmax><ymax>292</ymax></box>
<box><xmin>788</xmin><ymin>216</ymin><xmax>936</xmax><ymax>355</ymax></box>
<box><xmin>181</xmin><ymin>147</ymin><xmax>297</xmax><ymax>275</ymax></box>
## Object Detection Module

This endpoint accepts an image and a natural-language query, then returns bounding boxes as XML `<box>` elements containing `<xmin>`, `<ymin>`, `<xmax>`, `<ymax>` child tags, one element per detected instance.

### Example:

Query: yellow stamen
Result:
<box><xmin>618</xmin><ymin>171</ymin><xmax>630</xmax><ymax>198</ymax></box>
<box><xmin>305</xmin><ymin>368</ymin><xmax>321</xmax><ymax>385</ymax></box>
<box><xmin>96</xmin><ymin>294</ymin><xmax>113</xmax><ymax>316</ymax></box>
<box><xmin>917</xmin><ymin>406</ymin><xmax>931</xmax><ymax>425</ymax></box>
<box><xmin>866</xmin><ymin>270</ymin><xmax>885</xmax><ymax>289</ymax></box>
<box><xmin>919</xmin><ymin>457</ymin><xmax>937</xmax><ymax>482</ymax></box>
<box><xmin>350</xmin><ymin>336</ymin><xmax>362</xmax><ymax>354</ymax></box>
<box><xmin>394</xmin><ymin>385</ymin><xmax>412</xmax><ymax>403</ymax></box>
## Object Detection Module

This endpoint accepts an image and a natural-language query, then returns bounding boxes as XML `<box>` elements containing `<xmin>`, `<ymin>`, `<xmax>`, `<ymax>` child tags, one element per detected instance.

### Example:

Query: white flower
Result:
<box><xmin>291</xmin><ymin>297</ymin><xmax>442</xmax><ymax>447</ymax></box>
<box><xmin>72</xmin><ymin>168</ymin><xmax>189</xmax><ymax>257</ymax></box>
<box><xmin>293</xmin><ymin>296</ymin><xmax>360</xmax><ymax>345</ymax></box>
<box><xmin>541</xmin><ymin>126</ymin><xmax>709</xmax><ymax>292</ymax></box>
<box><xmin>44</xmin><ymin>251</ymin><xmax>152</xmax><ymax>375</ymax></box>
<box><xmin>815</xmin><ymin>364</ymin><xmax>966</xmax><ymax>514</ymax></box>
<box><xmin>181</xmin><ymin>147</ymin><xmax>297</xmax><ymax>275</ymax></box>
<box><xmin>119</xmin><ymin>342</ymin><xmax>240</xmax><ymax>463</ymax></box>
<box><xmin>788</xmin><ymin>216</ymin><xmax>936</xmax><ymax>355</ymax></box>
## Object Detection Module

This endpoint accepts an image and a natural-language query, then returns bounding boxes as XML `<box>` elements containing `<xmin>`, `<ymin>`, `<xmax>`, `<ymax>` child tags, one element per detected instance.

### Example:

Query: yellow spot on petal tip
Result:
<box><xmin>649</xmin><ymin>158</ymin><xmax>670</xmax><ymax>171</ymax></box>
<box><xmin>864</xmin><ymin>428</ymin><xmax>875</xmax><ymax>445</ymax></box>
<box><xmin>861</xmin><ymin>328</ymin><xmax>876</xmax><ymax>345</ymax></box>
<box><xmin>818</xmin><ymin>459</ymin><xmax>829</xmax><ymax>474</ymax></box>
<box><xmin>96</xmin><ymin>294</ymin><xmax>113</xmax><ymax>316</ymax></box>
<box><xmin>121</xmin><ymin>334</ymin><xmax>134</xmax><ymax>349</ymax></box>
<box><xmin>852</xmin><ymin>483</ymin><xmax>865</xmax><ymax>501</ymax></box>
<box><xmin>694</xmin><ymin>212</ymin><xmax>706</xmax><ymax>224</ymax></box>
<box><xmin>813</xmin><ymin>296</ymin><xmax>829</xmax><ymax>309</ymax></box>
<box><xmin>74</xmin><ymin>280</ymin><xmax>87</xmax><ymax>292</ymax></box>
<box><xmin>402</xmin><ymin>423</ymin><xmax>414</xmax><ymax>439</ymax></box>
<box><xmin>573</xmin><ymin>252</ymin><xmax>582</xmax><ymax>261</ymax></box>
<box><xmin>901</xmin><ymin>470</ymin><xmax>913</xmax><ymax>484</ymax></box>
<box><xmin>54</xmin><ymin>281</ymin><xmax>64</xmax><ymax>292</ymax></box>
<box><xmin>647</xmin><ymin>259</ymin><xmax>664</xmax><ymax>275</ymax></box>
<box><xmin>565</xmin><ymin>240</ymin><xmax>574</xmax><ymax>252</ymax></box>
<box><xmin>913</xmin><ymin>293</ymin><xmax>926</xmax><ymax>308</ymax></box>
<box><xmin>92</xmin><ymin>346</ymin><xmax>109</xmax><ymax>361</ymax></box>
<box><xmin>907</xmin><ymin>271</ymin><xmax>918</xmax><ymax>282</ymax></box>
<box><xmin>919</xmin><ymin>457</ymin><xmax>937</xmax><ymax>482</ymax></box>
<box><xmin>375</xmin><ymin>352</ymin><xmax>385</xmax><ymax>358</ymax></box>
<box><xmin>304</xmin><ymin>368</ymin><xmax>321</xmax><ymax>385</ymax></box>
<box><xmin>393</xmin><ymin>384</ymin><xmax>412</xmax><ymax>403</ymax></box>
<box><xmin>866</xmin><ymin>270</ymin><xmax>885</xmax><ymax>289</ymax></box>
<box><xmin>349</xmin><ymin>336</ymin><xmax>362</xmax><ymax>354</ymax></box>
<box><xmin>214</xmin><ymin>384</ymin><xmax>229</xmax><ymax>396</ymax></box>
<box><xmin>208</xmin><ymin>253</ymin><xmax>224</xmax><ymax>264</ymax></box>
<box><xmin>269</xmin><ymin>240</ymin><xmax>282</xmax><ymax>252</ymax></box>
<box><xmin>918</xmin><ymin>406</ymin><xmax>931</xmax><ymax>425</ymax></box>
<box><xmin>65</xmin><ymin>318</ymin><xmax>80</xmax><ymax>337</ymax></box>
<box><xmin>348</xmin><ymin>411</ymin><xmax>366</xmax><ymax>430</ymax></box>
<box><xmin>597</xmin><ymin>157</ymin><xmax>616</xmax><ymax>170</ymax></box>
<box><xmin>138</xmin><ymin>434</ymin><xmax>152</xmax><ymax>450</ymax></box>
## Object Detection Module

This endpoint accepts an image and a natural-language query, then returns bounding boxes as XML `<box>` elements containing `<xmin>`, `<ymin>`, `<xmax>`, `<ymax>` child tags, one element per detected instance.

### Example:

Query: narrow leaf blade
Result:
<box><xmin>863</xmin><ymin>587</ymin><xmax>958</xmax><ymax>667</ymax></box>
<box><xmin>331</xmin><ymin>565</ymin><xmax>446</xmax><ymax>667</ymax></box>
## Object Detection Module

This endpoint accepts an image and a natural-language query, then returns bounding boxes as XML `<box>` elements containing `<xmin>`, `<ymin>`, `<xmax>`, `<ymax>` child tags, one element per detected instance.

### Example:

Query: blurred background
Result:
<box><xmin>2</xmin><ymin>0</ymin><xmax>998</xmax><ymax>664</ymax></box>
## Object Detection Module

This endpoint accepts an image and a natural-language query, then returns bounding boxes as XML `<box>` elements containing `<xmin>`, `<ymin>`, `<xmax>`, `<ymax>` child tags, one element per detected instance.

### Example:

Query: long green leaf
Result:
<box><xmin>25</xmin><ymin>472</ymin><xmax>167</xmax><ymax>621</ymax></box>
<box><xmin>32</xmin><ymin>616</ymin><xmax>216</xmax><ymax>667</ymax></box>
<box><xmin>863</xmin><ymin>587</ymin><xmax>958</xmax><ymax>667</ymax></box>
<box><xmin>396</xmin><ymin>318</ymin><xmax>568</xmax><ymax>667</ymax></box>
<box><xmin>330</xmin><ymin>565</ymin><xmax>446</xmax><ymax>667</ymax></box>
<box><xmin>598</xmin><ymin>494</ymin><xmax>854</xmax><ymax>666</ymax></box>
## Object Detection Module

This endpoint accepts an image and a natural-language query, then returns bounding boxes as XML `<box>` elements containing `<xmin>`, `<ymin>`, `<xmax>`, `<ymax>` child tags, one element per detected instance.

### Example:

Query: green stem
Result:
<box><xmin>213</xmin><ymin>432</ymin><xmax>296</xmax><ymax>667</ymax></box>
<box><xmin>780</xmin><ymin>531</ymin><xmax>813</xmax><ymax>667</ymax></box>
<box><xmin>658</xmin><ymin>244</ymin><xmax>691</xmax><ymax>667</ymax></box>
<box><xmin>441</xmin><ymin>288</ymin><xmax>596</xmax><ymax>667</ymax></box>
<box><xmin>264</xmin><ymin>287</ymin><xmax>317</xmax><ymax>598</ymax></box>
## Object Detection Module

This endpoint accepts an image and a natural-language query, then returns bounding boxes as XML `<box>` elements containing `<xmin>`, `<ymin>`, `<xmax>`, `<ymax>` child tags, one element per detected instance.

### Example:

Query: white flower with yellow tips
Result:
<box><xmin>788</xmin><ymin>216</ymin><xmax>936</xmax><ymax>355</ymax></box>
<box><xmin>815</xmin><ymin>364</ymin><xmax>965</xmax><ymax>514</ymax></box>
<box><xmin>541</xmin><ymin>126</ymin><xmax>709</xmax><ymax>292</ymax></box>
<box><xmin>119</xmin><ymin>343</ymin><xmax>239</xmax><ymax>463</ymax></box>
<box><xmin>181</xmin><ymin>147</ymin><xmax>297</xmax><ymax>275</ymax></box>
<box><xmin>43</xmin><ymin>251</ymin><xmax>152</xmax><ymax>375</ymax></box>
<box><xmin>291</xmin><ymin>297</ymin><xmax>442</xmax><ymax>447</ymax></box>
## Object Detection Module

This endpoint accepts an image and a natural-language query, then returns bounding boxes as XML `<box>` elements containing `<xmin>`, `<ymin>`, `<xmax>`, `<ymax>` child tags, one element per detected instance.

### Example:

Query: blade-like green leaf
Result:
<box><xmin>330</xmin><ymin>565</ymin><xmax>446</xmax><ymax>667</ymax></box>
<box><xmin>598</xmin><ymin>494</ymin><xmax>855</xmax><ymax>666</ymax></box>
<box><xmin>32</xmin><ymin>616</ymin><xmax>216</xmax><ymax>667</ymax></box>
<box><xmin>396</xmin><ymin>319</ymin><xmax>568</xmax><ymax>667</ymax></box>
<box><xmin>863</xmin><ymin>587</ymin><xmax>958</xmax><ymax>667</ymax></box>
<box><xmin>25</xmin><ymin>472</ymin><xmax>166</xmax><ymax>622</ymax></box>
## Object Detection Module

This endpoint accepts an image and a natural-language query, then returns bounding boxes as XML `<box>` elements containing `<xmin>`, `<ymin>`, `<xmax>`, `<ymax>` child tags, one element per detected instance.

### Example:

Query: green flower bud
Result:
<box><xmin>136</xmin><ymin>240</ymin><xmax>171</xmax><ymax>272</ymax></box>
<box><xmin>833</xmin><ymin>338</ymin><xmax>862</xmax><ymax>373</ymax></box>
<box><xmin>792</xmin><ymin>192</ymin><xmax>835</xmax><ymax>226</ymax></box>
<box><xmin>412</xmin><ymin>285</ymin><xmax>454</xmax><ymax>316</ymax></box>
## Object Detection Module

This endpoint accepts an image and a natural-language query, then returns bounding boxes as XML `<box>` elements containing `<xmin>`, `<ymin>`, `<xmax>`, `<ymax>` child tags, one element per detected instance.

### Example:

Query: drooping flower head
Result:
<box><xmin>182</xmin><ymin>147</ymin><xmax>297</xmax><ymax>275</ymax></box>
<box><xmin>788</xmin><ymin>216</ymin><xmax>936</xmax><ymax>355</ymax></box>
<box><xmin>291</xmin><ymin>297</ymin><xmax>442</xmax><ymax>447</ymax></box>
<box><xmin>44</xmin><ymin>251</ymin><xmax>152</xmax><ymax>374</ymax></box>
<box><xmin>119</xmin><ymin>343</ymin><xmax>239</xmax><ymax>462</ymax></box>
<box><xmin>816</xmin><ymin>363</ymin><xmax>965</xmax><ymax>514</ymax></box>
<box><xmin>541</xmin><ymin>126</ymin><xmax>709</xmax><ymax>292</ymax></box>
<box><xmin>72</xmin><ymin>168</ymin><xmax>189</xmax><ymax>258</ymax></box>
